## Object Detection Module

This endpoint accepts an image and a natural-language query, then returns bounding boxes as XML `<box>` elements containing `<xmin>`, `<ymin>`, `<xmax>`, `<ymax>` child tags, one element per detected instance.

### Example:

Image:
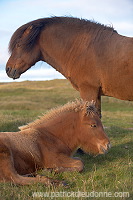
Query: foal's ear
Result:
<box><xmin>23</xmin><ymin>25</ymin><xmax>33</xmax><ymax>36</ymax></box>
<box><xmin>84</xmin><ymin>101</ymin><xmax>97</xmax><ymax>116</ymax></box>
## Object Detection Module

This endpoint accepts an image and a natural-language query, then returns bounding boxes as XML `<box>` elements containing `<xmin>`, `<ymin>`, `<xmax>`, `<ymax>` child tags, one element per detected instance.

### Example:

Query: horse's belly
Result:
<box><xmin>102</xmin><ymin>76</ymin><xmax>133</xmax><ymax>101</ymax></box>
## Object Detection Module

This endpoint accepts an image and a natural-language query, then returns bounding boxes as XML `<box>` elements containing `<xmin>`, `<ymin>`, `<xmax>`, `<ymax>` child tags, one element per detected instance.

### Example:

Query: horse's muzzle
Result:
<box><xmin>6</xmin><ymin>66</ymin><xmax>20</xmax><ymax>79</ymax></box>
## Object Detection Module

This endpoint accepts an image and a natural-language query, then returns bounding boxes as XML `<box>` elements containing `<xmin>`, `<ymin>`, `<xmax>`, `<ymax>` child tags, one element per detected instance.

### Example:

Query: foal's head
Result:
<box><xmin>77</xmin><ymin>101</ymin><xmax>110</xmax><ymax>155</ymax></box>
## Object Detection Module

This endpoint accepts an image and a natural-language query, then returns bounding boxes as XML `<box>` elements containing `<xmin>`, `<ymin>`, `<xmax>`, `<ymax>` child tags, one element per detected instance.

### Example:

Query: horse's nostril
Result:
<box><xmin>13</xmin><ymin>69</ymin><xmax>16</xmax><ymax>76</ymax></box>
<box><xmin>6</xmin><ymin>67</ymin><xmax>10</xmax><ymax>73</ymax></box>
<box><xmin>12</xmin><ymin>69</ymin><xmax>17</xmax><ymax>80</ymax></box>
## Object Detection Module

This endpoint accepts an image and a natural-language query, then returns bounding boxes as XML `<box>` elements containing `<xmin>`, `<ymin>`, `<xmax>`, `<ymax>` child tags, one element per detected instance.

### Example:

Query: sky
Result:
<box><xmin>0</xmin><ymin>0</ymin><xmax>133</xmax><ymax>82</ymax></box>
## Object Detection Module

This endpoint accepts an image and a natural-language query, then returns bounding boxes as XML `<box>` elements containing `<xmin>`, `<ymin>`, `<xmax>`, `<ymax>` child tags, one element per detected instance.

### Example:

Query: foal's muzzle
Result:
<box><xmin>100</xmin><ymin>142</ymin><xmax>111</xmax><ymax>154</ymax></box>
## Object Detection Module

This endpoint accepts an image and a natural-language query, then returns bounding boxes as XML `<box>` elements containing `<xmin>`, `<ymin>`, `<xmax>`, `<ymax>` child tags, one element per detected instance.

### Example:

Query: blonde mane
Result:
<box><xmin>19</xmin><ymin>99</ymin><xmax>97</xmax><ymax>130</ymax></box>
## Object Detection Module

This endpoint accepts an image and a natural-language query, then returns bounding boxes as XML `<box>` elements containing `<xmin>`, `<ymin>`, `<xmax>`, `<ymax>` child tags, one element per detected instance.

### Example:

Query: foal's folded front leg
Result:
<box><xmin>51</xmin><ymin>156</ymin><xmax>84</xmax><ymax>173</ymax></box>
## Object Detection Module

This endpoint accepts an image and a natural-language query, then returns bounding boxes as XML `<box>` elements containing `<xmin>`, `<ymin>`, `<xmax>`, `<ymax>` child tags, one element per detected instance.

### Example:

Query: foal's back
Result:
<box><xmin>0</xmin><ymin>129</ymin><xmax>42</xmax><ymax>173</ymax></box>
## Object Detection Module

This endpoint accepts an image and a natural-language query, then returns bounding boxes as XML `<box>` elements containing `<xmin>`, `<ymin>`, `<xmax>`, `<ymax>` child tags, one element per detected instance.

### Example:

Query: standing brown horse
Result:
<box><xmin>6</xmin><ymin>17</ymin><xmax>133</xmax><ymax>115</ymax></box>
<box><xmin>0</xmin><ymin>100</ymin><xmax>110</xmax><ymax>185</ymax></box>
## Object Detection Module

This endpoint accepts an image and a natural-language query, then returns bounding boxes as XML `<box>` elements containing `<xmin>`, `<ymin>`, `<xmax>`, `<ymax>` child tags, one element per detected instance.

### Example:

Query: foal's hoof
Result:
<box><xmin>61</xmin><ymin>181</ymin><xmax>69</xmax><ymax>187</ymax></box>
<box><xmin>50</xmin><ymin>180</ymin><xmax>68</xmax><ymax>187</ymax></box>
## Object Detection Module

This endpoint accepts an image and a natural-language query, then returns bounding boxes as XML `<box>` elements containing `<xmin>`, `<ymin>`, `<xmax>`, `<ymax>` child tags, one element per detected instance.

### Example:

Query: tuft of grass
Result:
<box><xmin>0</xmin><ymin>79</ymin><xmax>132</xmax><ymax>200</ymax></box>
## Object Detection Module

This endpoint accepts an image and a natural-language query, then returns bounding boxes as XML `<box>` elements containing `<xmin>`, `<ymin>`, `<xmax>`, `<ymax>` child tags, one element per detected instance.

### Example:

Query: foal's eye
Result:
<box><xmin>90</xmin><ymin>124</ymin><xmax>97</xmax><ymax>128</ymax></box>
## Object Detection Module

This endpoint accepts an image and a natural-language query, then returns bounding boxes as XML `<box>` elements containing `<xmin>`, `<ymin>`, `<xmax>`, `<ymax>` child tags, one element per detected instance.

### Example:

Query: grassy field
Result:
<box><xmin>0</xmin><ymin>79</ymin><xmax>132</xmax><ymax>200</ymax></box>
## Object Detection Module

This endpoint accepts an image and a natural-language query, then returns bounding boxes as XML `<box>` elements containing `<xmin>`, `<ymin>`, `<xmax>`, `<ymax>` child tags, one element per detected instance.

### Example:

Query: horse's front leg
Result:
<box><xmin>51</xmin><ymin>157</ymin><xmax>84</xmax><ymax>173</ymax></box>
<box><xmin>79</xmin><ymin>83</ymin><xmax>102</xmax><ymax>118</ymax></box>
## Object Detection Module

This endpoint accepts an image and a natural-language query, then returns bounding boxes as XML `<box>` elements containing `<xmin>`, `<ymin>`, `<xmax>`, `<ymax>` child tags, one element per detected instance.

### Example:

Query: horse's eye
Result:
<box><xmin>90</xmin><ymin>124</ymin><xmax>97</xmax><ymax>128</ymax></box>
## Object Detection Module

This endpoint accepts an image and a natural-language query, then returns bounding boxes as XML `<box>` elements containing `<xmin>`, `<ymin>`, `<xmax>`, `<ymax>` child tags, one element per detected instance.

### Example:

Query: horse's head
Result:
<box><xmin>78</xmin><ymin>101</ymin><xmax>111</xmax><ymax>155</ymax></box>
<box><xmin>6</xmin><ymin>25</ymin><xmax>41</xmax><ymax>79</ymax></box>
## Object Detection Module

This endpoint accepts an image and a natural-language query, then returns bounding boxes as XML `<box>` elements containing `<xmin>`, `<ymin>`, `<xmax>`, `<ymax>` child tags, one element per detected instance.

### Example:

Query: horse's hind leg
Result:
<box><xmin>0</xmin><ymin>141</ymin><xmax>21</xmax><ymax>184</ymax></box>
<box><xmin>20</xmin><ymin>174</ymin><xmax>65</xmax><ymax>186</ymax></box>
<box><xmin>0</xmin><ymin>142</ymin><xmax>64</xmax><ymax>186</ymax></box>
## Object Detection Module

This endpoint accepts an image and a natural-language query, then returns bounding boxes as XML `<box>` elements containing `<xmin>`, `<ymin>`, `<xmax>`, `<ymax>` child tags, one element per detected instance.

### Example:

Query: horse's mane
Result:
<box><xmin>9</xmin><ymin>16</ymin><xmax>117</xmax><ymax>53</ymax></box>
<box><xmin>19</xmin><ymin>99</ymin><xmax>97</xmax><ymax>131</ymax></box>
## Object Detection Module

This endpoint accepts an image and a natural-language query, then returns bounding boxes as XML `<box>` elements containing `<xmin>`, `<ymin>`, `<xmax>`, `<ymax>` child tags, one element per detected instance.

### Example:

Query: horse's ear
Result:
<box><xmin>23</xmin><ymin>25</ymin><xmax>33</xmax><ymax>36</ymax></box>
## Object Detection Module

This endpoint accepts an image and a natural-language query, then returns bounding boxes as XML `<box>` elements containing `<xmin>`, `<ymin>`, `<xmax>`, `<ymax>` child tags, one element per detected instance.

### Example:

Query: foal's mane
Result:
<box><xmin>9</xmin><ymin>16</ymin><xmax>117</xmax><ymax>53</ymax></box>
<box><xmin>19</xmin><ymin>99</ymin><xmax>97</xmax><ymax>131</ymax></box>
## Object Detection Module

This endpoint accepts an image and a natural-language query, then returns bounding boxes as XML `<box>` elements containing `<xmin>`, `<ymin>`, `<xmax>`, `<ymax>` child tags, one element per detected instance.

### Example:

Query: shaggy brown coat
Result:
<box><xmin>6</xmin><ymin>17</ymin><xmax>133</xmax><ymax>115</ymax></box>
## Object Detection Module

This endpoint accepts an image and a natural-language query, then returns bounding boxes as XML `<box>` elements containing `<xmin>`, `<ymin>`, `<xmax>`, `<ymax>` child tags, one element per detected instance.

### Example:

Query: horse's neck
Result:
<box><xmin>40</xmin><ymin>27</ymin><xmax>79</xmax><ymax>78</ymax></box>
<box><xmin>37</xmin><ymin>111</ymin><xmax>79</xmax><ymax>152</ymax></box>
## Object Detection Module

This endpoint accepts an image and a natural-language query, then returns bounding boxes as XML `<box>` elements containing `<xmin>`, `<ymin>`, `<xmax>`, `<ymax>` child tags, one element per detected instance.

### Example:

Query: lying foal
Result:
<box><xmin>0</xmin><ymin>100</ymin><xmax>110</xmax><ymax>185</ymax></box>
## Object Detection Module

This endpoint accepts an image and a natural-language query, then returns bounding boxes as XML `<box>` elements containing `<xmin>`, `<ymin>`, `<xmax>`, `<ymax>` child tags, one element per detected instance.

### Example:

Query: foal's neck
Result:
<box><xmin>38</xmin><ymin>111</ymin><xmax>80</xmax><ymax>152</ymax></box>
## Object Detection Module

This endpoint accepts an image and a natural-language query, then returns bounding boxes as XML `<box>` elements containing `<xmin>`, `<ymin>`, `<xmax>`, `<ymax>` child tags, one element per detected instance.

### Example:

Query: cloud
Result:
<box><xmin>0</xmin><ymin>67</ymin><xmax>65</xmax><ymax>82</ymax></box>
<box><xmin>0</xmin><ymin>47</ymin><xmax>9</xmax><ymax>66</ymax></box>
<box><xmin>0</xmin><ymin>29</ymin><xmax>11</xmax><ymax>65</ymax></box>
<box><xmin>1</xmin><ymin>0</ymin><xmax>132</xmax><ymax>24</ymax></box>
<box><xmin>113</xmin><ymin>21</ymin><xmax>133</xmax><ymax>36</ymax></box>
<box><xmin>0</xmin><ymin>30</ymin><xmax>12</xmax><ymax>37</ymax></box>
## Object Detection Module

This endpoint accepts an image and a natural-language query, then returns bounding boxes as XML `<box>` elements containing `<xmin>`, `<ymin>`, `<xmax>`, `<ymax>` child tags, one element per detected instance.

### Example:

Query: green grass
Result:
<box><xmin>0</xmin><ymin>79</ymin><xmax>132</xmax><ymax>200</ymax></box>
